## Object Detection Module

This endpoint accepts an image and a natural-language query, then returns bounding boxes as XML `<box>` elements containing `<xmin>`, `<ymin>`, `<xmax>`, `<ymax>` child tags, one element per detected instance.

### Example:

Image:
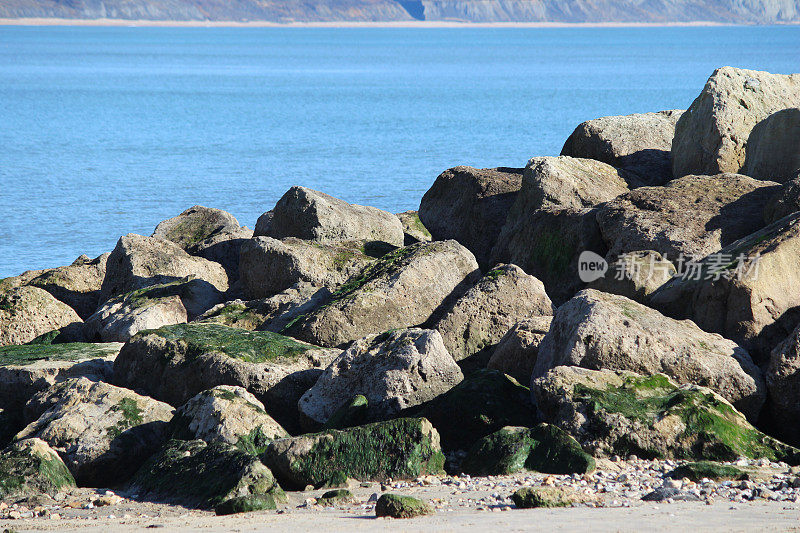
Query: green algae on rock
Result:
<box><xmin>316</xmin><ymin>488</ymin><xmax>355</xmax><ymax>507</ymax></box>
<box><xmin>669</xmin><ymin>461</ymin><xmax>748</xmax><ymax>482</ymax></box>
<box><xmin>0</xmin><ymin>342</ymin><xmax>120</xmax><ymax>367</ymax></box>
<box><xmin>322</xmin><ymin>394</ymin><xmax>369</xmax><ymax>430</ymax></box>
<box><xmin>375</xmin><ymin>493</ymin><xmax>433</xmax><ymax>518</ymax></box>
<box><xmin>214</xmin><ymin>494</ymin><xmax>277</xmax><ymax>515</ymax></box>
<box><xmin>512</xmin><ymin>486</ymin><xmax>574</xmax><ymax>508</ymax></box>
<box><xmin>0</xmin><ymin>438</ymin><xmax>76</xmax><ymax>499</ymax></box>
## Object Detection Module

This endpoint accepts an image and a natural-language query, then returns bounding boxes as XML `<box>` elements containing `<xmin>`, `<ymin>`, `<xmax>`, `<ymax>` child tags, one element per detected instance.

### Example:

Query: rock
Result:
<box><xmin>285</xmin><ymin>240</ymin><xmax>480</xmax><ymax>347</ymax></box>
<box><xmin>668</xmin><ymin>461</ymin><xmax>748</xmax><ymax>482</ymax></box>
<box><xmin>26</xmin><ymin>254</ymin><xmax>109</xmax><ymax>320</ymax></box>
<box><xmin>414</xmin><ymin>369</ymin><xmax>536</xmax><ymax>451</ymax></box>
<box><xmin>418</xmin><ymin>166</ymin><xmax>523</xmax><ymax>266</ymax></box>
<box><xmin>597</xmin><ymin>174</ymin><xmax>779</xmax><ymax>262</ymax></box>
<box><xmin>170</xmin><ymin>385</ymin><xmax>289</xmax><ymax>453</ymax></box>
<box><xmin>461</xmin><ymin>424</ymin><xmax>595</xmax><ymax>476</ymax></box>
<box><xmin>112</xmin><ymin>323</ymin><xmax>339</xmax><ymax>433</ymax></box>
<box><xmin>260</xmin><ymin>418</ymin><xmax>445</xmax><ymax>490</ymax></box>
<box><xmin>396</xmin><ymin>211</ymin><xmax>431</xmax><ymax>245</ymax></box>
<box><xmin>589</xmin><ymin>250</ymin><xmax>676</xmax><ymax>303</ymax></box>
<box><xmin>430</xmin><ymin>264</ymin><xmax>554</xmax><ymax>362</ymax></box>
<box><xmin>0</xmin><ymin>286</ymin><xmax>83</xmax><ymax>346</ymax></box>
<box><xmin>298</xmin><ymin>329</ymin><xmax>463</xmax><ymax>425</ymax></box>
<box><xmin>641</xmin><ymin>486</ymin><xmax>702</xmax><ymax>502</ymax></box>
<box><xmin>487</xmin><ymin>316</ymin><xmax>552</xmax><ymax>384</ymax></box>
<box><xmin>0</xmin><ymin>439</ymin><xmax>76</xmax><ymax>500</ymax></box>
<box><xmin>532</xmin><ymin>366</ymin><xmax>800</xmax><ymax>463</ymax></box>
<box><xmin>215</xmin><ymin>494</ymin><xmax>276</xmax><ymax>515</ymax></box>
<box><xmin>0</xmin><ymin>409</ymin><xmax>19</xmax><ymax>447</ymax></box>
<box><xmin>512</xmin><ymin>487</ymin><xmax>577</xmax><ymax>508</ymax></box>
<box><xmin>672</xmin><ymin>67</ymin><xmax>800</xmax><ymax>180</ymax></box>
<box><xmin>100</xmin><ymin>234</ymin><xmax>229</xmax><ymax>303</ymax></box>
<box><xmin>16</xmin><ymin>377</ymin><xmax>174</xmax><ymax>486</ymax></box>
<box><xmin>129</xmin><ymin>439</ymin><xmax>283</xmax><ymax>509</ymax></box>
<box><xmin>375</xmin><ymin>493</ymin><xmax>433</xmax><ymax>518</ymax></box>
<box><xmin>253</xmin><ymin>210</ymin><xmax>273</xmax><ymax>237</ymax></box>
<box><xmin>316</xmin><ymin>488</ymin><xmax>355</xmax><ymax>507</ymax></box>
<box><xmin>533</xmin><ymin>289</ymin><xmax>765</xmax><ymax>420</ymax></box>
<box><xmin>766</xmin><ymin>323</ymin><xmax>800</xmax><ymax>445</ymax></box>
<box><xmin>322</xmin><ymin>394</ymin><xmax>369</xmax><ymax>430</ymax></box>
<box><xmin>649</xmin><ymin>211</ymin><xmax>800</xmax><ymax>361</ymax></box>
<box><xmin>263</xmin><ymin>186</ymin><xmax>404</xmax><ymax>247</ymax></box>
<box><xmin>238</xmin><ymin>236</ymin><xmax>374</xmax><ymax>299</ymax></box>
<box><xmin>764</xmin><ymin>174</ymin><xmax>800</xmax><ymax>224</ymax></box>
<box><xmin>561</xmin><ymin>110</ymin><xmax>684</xmax><ymax>185</ymax></box>
<box><xmin>86</xmin><ymin>277</ymin><xmax>226</xmax><ymax>342</ymax></box>
<box><xmin>187</xmin><ymin>226</ymin><xmax>254</xmax><ymax>284</ymax></box>
<box><xmin>743</xmin><ymin>108</ymin><xmax>800</xmax><ymax>182</ymax></box>
<box><xmin>152</xmin><ymin>205</ymin><xmax>242</xmax><ymax>249</ymax></box>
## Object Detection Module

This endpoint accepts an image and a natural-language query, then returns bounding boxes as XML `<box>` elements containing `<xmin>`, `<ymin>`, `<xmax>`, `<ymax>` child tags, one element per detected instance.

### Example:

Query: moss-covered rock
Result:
<box><xmin>322</xmin><ymin>395</ymin><xmax>369</xmax><ymax>430</ymax></box>
<box><xmin>260</xmin><ymin>417</ymin><xmax>445</xmax><ymax>490</ymax></box>
<box><xmin>0</xmin><ymin>438</ymin><xmax>76</xmax><ymax>499</ymax></box>
<box><xmin>214</xmin><ymin>494</ymin><xmax>277</xmax><ymax>515</ymax></box>
<box><xmin>316</xmin><ymin>488</ymin><xmax>355</xmax><ymax>506</ymax></box>
<box><xmin>129</xmin><ymin>439</ymin><xmax>282</xmax><ymax>509</ymax></box>
<box><xmin>462</xmin><ymin>424</ymin><xmax>595</xmax><ymax>476</ymax></box>
<box><xmin>375</xmin><ymin>493</ymin><xmax>433</xmax><ymax>518</ymax></box>
<box><xmin>669</xmin><ymin>461</ymin><xmax>748</xmax><ymax>482</ymax></box>
<box><xmin>0</xmin><ymin>286</ymin><xmax>83</xmax><ymax>347</ymax></box>
<box><xmin>512</xmin><ymin>486</ymin><xmax>574</xmax><ymax>508</ymax></box>
<box><xmin>396</xmin><ymin>211</ymin><xmax>432</xmax><ymax>245</ymax></box>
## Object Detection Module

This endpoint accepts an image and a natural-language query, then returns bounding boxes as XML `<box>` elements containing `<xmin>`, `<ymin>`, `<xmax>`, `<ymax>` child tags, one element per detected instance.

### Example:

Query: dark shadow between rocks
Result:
<box><xmin>705</xmin><ymin>184</ymin><xmax>780</xmax><ymax>248</ymax></box>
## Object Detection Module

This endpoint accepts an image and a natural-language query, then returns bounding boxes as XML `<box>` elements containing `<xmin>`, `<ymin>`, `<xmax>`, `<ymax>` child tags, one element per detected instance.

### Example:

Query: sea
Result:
<box><xmin>0</xmin><ymin>25</ymin><xmax>798</xmax><ymax>277</ymax></box>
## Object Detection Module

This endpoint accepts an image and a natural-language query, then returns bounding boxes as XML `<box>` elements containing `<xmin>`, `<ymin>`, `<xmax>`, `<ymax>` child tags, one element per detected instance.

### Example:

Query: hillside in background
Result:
<box><xmin>1</xmin><ymin>0</ymin><xmax>798</xmax><ymax>23</ymax></box>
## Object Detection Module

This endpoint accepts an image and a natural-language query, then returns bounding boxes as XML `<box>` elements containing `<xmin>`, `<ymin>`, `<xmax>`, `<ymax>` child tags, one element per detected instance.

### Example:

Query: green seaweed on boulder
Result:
<box><xmin>0</xmin><ymin>439</ymin><xmax>76</xmax><ymax>499</ymax></box>
<box><xmin>316</xmin><ymin>488</ymin><xmax>354</xmax><ymax>506</ymax></box>
<box><xmin>669</xmin><ymin>461</ymin><xmax>748</xmax><ymax>482</ymax></box>
<box><xmin>215</xmin><ymin>494</ymin><xmax>277</xmax><ymax>515</ymax></box>
<box><xmin>0</xmin><ymin>342</ymin><xmax>118</xmax><ymax>367</ymax></box>
<box><xmin>375</xmin><ymin>493</ymin><xmax>433</xmax><ymax>518</ymax></box>
<box><xmin>512</xmin><ymin>487</ymin><xmax>574</xmax><ymax>509</ymax></box>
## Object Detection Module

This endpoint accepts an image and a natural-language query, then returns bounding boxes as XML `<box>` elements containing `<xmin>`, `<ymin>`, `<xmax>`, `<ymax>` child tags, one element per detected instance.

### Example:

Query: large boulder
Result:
<box><xmin>260</xmin><ymin>417</ymin><xmax>445</xmax><ymax>490</ymax></box>
<box><xmin>113</xmin><ymin>323</ymin><xmax>339</xmax><ymax>433</ymax></box>
<box><xmin>239</xmin><ymin>236</ymin><xmax>374</xmax><ymax>299</ymax></box>
<box><xmin>284</xmin><ymin>240</ymin><xmax>480</xmax><ymax>347</ymax></box>
<box><xmin>766</xmin><ymin>323</ymin><xmax>800</xmax><ymax>445</ymax></box>
<box><xmin>0</xmin><ymin>438</ymin><xmax>76</xmax><ymax>500</ymax></box>
<box><xmin>596</xmin><ymin>174</ymin><xmax>779</xmax><ymax>262</ymax></box>
<box><xmin>764</xmin><ymin>174</ymin><xmax>800</xmax><ymax>224</ymax></box>
<box><xmin>100</xmin><ymin>234</ymin><xmax>229</xmax><ymax>303</ymax></box>
<box><xmin>396</xmin><ymin>211</ymin><xmax>432</xmax><ymax>245</ymax></box>
<box><xmin>129</xmin><ymin>439</ymin><xmax>283</xmax><ymax>509</ymax></box>
<box><xmin>0</xmin><ymin>286</ymin><xmax>83</xmax><ymax>346</ymax></box>
<box><xmin>742</xmin><ymin>108</ymin><xmax>800</xmax><ymax>182</ymax></box>
<box><xmin>533</xmin><ymin>289</ymin><xmax>764</xmax><ymax>420</ymax></box>
<box><xmin>16</xmin><ymin>377</ymin><xmax>174</xmax><ymax>486</ymax></box>
<box><xmin>260</xmin><ymin>186</ymin><xmax>404</xmax><ymax>247</ymax></box>
<box><xmin>533</xmin><ymin>366</ymin><xmax>800</xmax><ymax>463</ymax></box>
<box><xmin>487</xmin><ymin>316</ymin><xmax>552</xmax><ymax>384</ymax></box>
<box><xmin>418</xmin><ymin>166</ymin><xmax>523</xmax><ymax>266</ymax></box>
<box><xmin>589</xmin><ymin>250</ymin><xmax>676</xmax><ymax>303</ymax></box>
<box><xmin>298</xmin><ymin>329</ymin><xmax>463</xmax><ymax>425</ymax></box>
<box><xmin>561</xmin><ymin>110</ymin><xmax>683</xmax><ymax>185</ymax></box>
<box><xmin>152</xmin><ymin>205</ymin><xmax>242</xmax><ymax>249</ymax></box>
<box><xmin>27</xmin><ymin>253</ymin><xmax>109</xmax><ymax>319</ymax></box>
<box><xmin>672</xmin><ymin>67</ymin><xmax>800</xmax><ymax>180</ymax></box>
<box><xmin>430</xmin><ymin>264</ymin><xmax>554</xmax><ymax>362</ymax></box>
<box><xmin>188</xmin><ymin>226</ymin><xmax>254</xmax><ymax>284</ymax></box>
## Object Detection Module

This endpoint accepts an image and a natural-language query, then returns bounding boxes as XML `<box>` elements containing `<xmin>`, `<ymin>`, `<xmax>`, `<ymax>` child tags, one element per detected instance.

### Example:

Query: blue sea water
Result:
<box><xmin>0</xmin><ymin>25</ymin><xmax>798</xmax><ymax>277</ymax></box>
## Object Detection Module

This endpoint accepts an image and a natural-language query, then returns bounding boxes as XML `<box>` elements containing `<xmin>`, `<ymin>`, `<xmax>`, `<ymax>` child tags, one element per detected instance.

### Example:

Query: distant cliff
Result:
<box><xmin>1</xmin><ymin>0</ymin><xmax>798</xmax><ymax>23</ymax></box>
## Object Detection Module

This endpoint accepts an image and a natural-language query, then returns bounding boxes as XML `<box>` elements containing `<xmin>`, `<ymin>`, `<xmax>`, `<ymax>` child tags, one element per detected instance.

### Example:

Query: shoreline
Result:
<box><xmin>0</xmin><ymin>17</ymin><xmax>787</xmax><ymax>28</ymax></box>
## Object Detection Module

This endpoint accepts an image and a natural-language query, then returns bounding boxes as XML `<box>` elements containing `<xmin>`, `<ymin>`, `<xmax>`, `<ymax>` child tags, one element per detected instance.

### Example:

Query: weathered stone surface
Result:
<box><xmin>260</xmin><ymin>417</ymin><xmax>445</xmax><ymax>490</ymax></box>
<box><xmin>764</xmin><ymin>175</ymin><xmax>800</xmax><ymax>224</ymax></box>
<box><xmin>418</xmin><ymin>166</ymin><xmax>523</xmax><ymax>266</ymax></box>
<box><xmin>532</xmin><ymin>366</ymin><xmax>799</xmax><ymax>463</ymax></box>
<box><xmin>512</xmin><ymin>486</ymin><xmax>578</xmax><ymax>508</ymax></box>
<box><xmin>649</xmin><ymin>212</ymin><xmax>800</xmax><ymax>361</ymax></box>
<box><xmin>16</xmin><ymin>377</ymin><xmax>174</xmax><ymax>486</ymax></box>
<box><xmin>672</xmin><ymin>67</ymin><xmax>800</xmax><ymax>180</ymax></box>
<box><xmin>285</xmin><ymin>240</ymin><xmax>480</xmax><ymax>348</ymax></box>
<box><xmin>461</xmin><ymin>424</ymin><xmax>595</xmax><ymax>477</ymax></box>
<box><xmin>298</xmin><ymin>329</ymin><xmax>463</xmax><ymax>425</ymax></box>
<box><xmin>431</xmin><ymin>264</ymin><xmax>554</xmax><ymax>362</ymax></box>
<box><xmin>253</xmin><ymin>210</ymin><xmax>273</xmax><ymax>237</ymax></box>
<box><xmin>129</xmin><ymin>439</ymin><xmax>282</xmax><ymax>509</ymax></box>
<box><xmin>263</xmin><ymin>186</ymin><xmax>404</xmax><ymax>247</ymax></box>
<box><xmin>589</xmin><ymin>250</ymin><xmax>676</xmax><ymax>303</ymax></box>
<box><xmin>561</xmin><ymin>110</ymin><xmax>684</xmax><ymax>185</ymax></box>
<box><xmin>0</xmin><ymin>438</ymin><xmax>76</xmax><ymax>500</ymax></box>
<box><xmin>597</xmin><ymin>173</ymin><xmax>779</xmax><ymax>262</ymax></box>
<box><xmin>742</xmin><ymin>108</ymin><xmax>800</xmax><ymax>182</ymax></box>
<box><xmin>153</xmin><ymin>205</ymin><xmax>242</xmax><ymax>249</ymax></box>
<box><xmin>487</xmin><ymin>316</ymin><xmax>552</xmax><ymax>384</ymax></box>
<box><xmin>534</xmin><ymin>289</ymin><xmax>765</xmax><ymax>420</ymax></box>
<box><xmin>766</xmin><ymin>323</ymin><xmax>800</xmax><ymax>445</ymax></box>
<box><xmin>170</xmin><ymin>386</ymin><xmax>288</xmax><ymax>452</ymax></box>
<box><xmin>113</xmin><ymin>323</ymin><xmax>339</xmax><ymax>433</ymax></box>
<box><xmin>27</xmin><ymin>253</ymin><xmax>109</xmax><ymax>320</ymax></box>
<box><xmin>375</xmin><ymin>493</ymin><xmax>433</xmax><ymax>518</ymax></box>
<box><xmin>396</xmin><ymin>210</ymin><xmax>432</xmax><ymax>245</ymax></box>
<box><xmin>100</xmin><ymin>234</ymin><xmax>229</xmax><ymax>302</ymax></box>
<box><xmin>188</xmin><ymin>226</ymin><xmax>254</xmax><ymax>284</ymax></box>
<box><xmin>668</xmin><ymin>461</ymin><xmax>747</xmax><ymax>482</ymax></box>
<box><xmin>0</xmin><ymin>286</ymin><xmax>83</xmax><ymax>347</ymax></box>
<box><xmin>239</xmin><ymin>236</ymin><xmax>373</xmax><ymax>299</ymax></box>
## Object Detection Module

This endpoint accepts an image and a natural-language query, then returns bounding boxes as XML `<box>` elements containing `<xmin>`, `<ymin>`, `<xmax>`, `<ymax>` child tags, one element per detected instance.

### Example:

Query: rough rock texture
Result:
<box><xmin>596</xmin><ymin>173</ymin><xmax>779</xmax><ymax>262</ymax></box>
<box><xmin>764</xmin><ymin>175</ymin><xmax>800</xmax><ymax>224</ymax></box>
<box><xmin>0</xmin><ymin>286</ymin><xmax>83</xmax><ymax>347</ymax></box>
<box><xmin>170</xmin><ymin>386</ymin><xmax>289</xmax><ymax>451</ymax></box>
<box><xmin>27</xmin><ymin>253</ymin><xmax>109</xmax><ymax>319</ymax></box>
<box><xmin>129</xmin><ymin>439</ymin><xmax>283</xmax><ymax>509</ymax></box>
<box><xmin>215</xmin><ymin>494</ymin><xmax>277</xmax><ymax>515</ymax></box>
<box><xmin>532</xmin><ymin>366</ymin><xmax>800</xmax><ymax>463</ymax></box>
<box><xmin>742</xmin><ymin>108</ymin><xmax>800</xmax><ymax>182</ymax></box>
<box><xmin>239</xmin><ymin>236</ymin><xmax>374</xmax><ymax>299</ymax></box>
<box><xmin>113</xmin><ymin>323</ymin><xmax>339</xmax><ymax>433</ymax></box>
<box><xmin>100</xmin><ymin>234</ymin><xmax>229</xmax><ymax>302</ymax></box>
<box><xmin>649</xmin><ymin>211</ymin><xmax>800</xmax><ymax>361</ymax></box>
<box><xmin>669</xmin><ymin>461</ymin><xmax>747</xmax><ymax>482</ymax></box>
<box><xmin>396</xmin><ymin>211</ymin><xmax>432</xmax><ymax>245</ymax></box>
<box><xmin>589</xmin><ymin>250</ymin><xmax>676</xmax><ymax>303</ymax></box>
<box><xmin>512</xmin><ymin>486</ymin><xmax>577</xmax><ymax>508</ymax></box>
<box><xmin>254</xmin><ymin>210</ymin><xmax>273</xmax><ymax>237</ymax></box>
<box><xmin>263</xmin><ymin>186</ymin><xmax>404</xmax><ymax>247</ymax></box>
<box><xmin>298</xmin><ymin>329</ymin><xmax>463</xmax><ymax>425</ymax></box>
<box><xmin>461</xmin><ymin>424</ymin><xmax>595</xmax><ymax>477</ymax></box>
<box><xmin>375</xmin><ymin>493</ymin><xmax>434</xmax><ymax>518</ymax></box>
<box><xmin>430</xmin><ymin>264</ymin><xmax>554</xmax><ymax>362</ymax></box>
<box><xmin>487</xmin><ymin>316</ymin><xmax>552</xmax><ymax>384</ymax></box>
<box><xmin>260</xmin><ymin>417</ymin><xmax>445</xmax><ymax>490</ymax></box>
<box><xmin>418</xmin><ymin>166</ymin><xmax>523</xmax><ymax>266</ymax></box>
<box><xmin>561</xmin><ymin>110</ymin><xmax>684</xmax><ymax>185</ymax></box>
<box><xmin>672</xmin><ymin>67</ymin><xmax>800</xmax><ymax>180</ymax></box>
<box><xmin>188</xmin><ymin>226</ymin><xmax>254</xmax><ymax>284</ymax></box>
<box><xmin>766</xmin><ymin>324</ymin><xmax>800</xmax><ymax>445</ymax></box>
<box><xmin>0</xmin><ymin>438</ymin><xmax>76</xmax><ymax>500</ymax></box>
<box><xmin>152</xmin><ymin>205</ymin><xmax>242</xmax><ymax>249</ymax></box>
<box><xmin>285</xmin><ymin>240</ymin><xmax>480</xmax><ymax>348</ymax></box>
<box><xmin>533</xmin><ymin>290</ymin><xmax>765</xmax><ymax>420</ymax></box>
<box><xmin>16</xmin><ymin>377</ymin><xmax>174</xmax><ymax>486</ymax></box>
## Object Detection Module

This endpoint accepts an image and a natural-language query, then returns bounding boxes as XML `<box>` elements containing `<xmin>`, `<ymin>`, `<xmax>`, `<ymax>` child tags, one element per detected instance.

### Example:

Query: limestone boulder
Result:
<box><xmin>27</xmin><ymin>253</ymin><xmax>109</xmax><ymax>319</ymax></box>
<box><xmin>487</xmin><ymin>316</ymin><xmax>552</xmax><ymax>384</ymax></box>
<box><xmin>187</xmin><ymin>226</ymin><xmax>253</xmax><ymax>284</ymax></box>
<box><xmin>742</xmin><ymin>108</ymin><xmax>800</xmax><ymax>182</ymax></box>
<box><xmin>152</xmin><ymin>205</ymin><xmax>241</xmax><ymax>248</ymax></box>
<box><xmin>589</xmin><ymin>250</ymin><xmax>676</xmax><ymax>303</ymax></box>
<box><xmin>0</xmin><ymin>439</ymin><xmax>76</xmax><ymax>500</ymax></box>
<box><xmin>0</xmin><ymin>286</ymin><xmax>83</xmax><ymax>346</ymax></box>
